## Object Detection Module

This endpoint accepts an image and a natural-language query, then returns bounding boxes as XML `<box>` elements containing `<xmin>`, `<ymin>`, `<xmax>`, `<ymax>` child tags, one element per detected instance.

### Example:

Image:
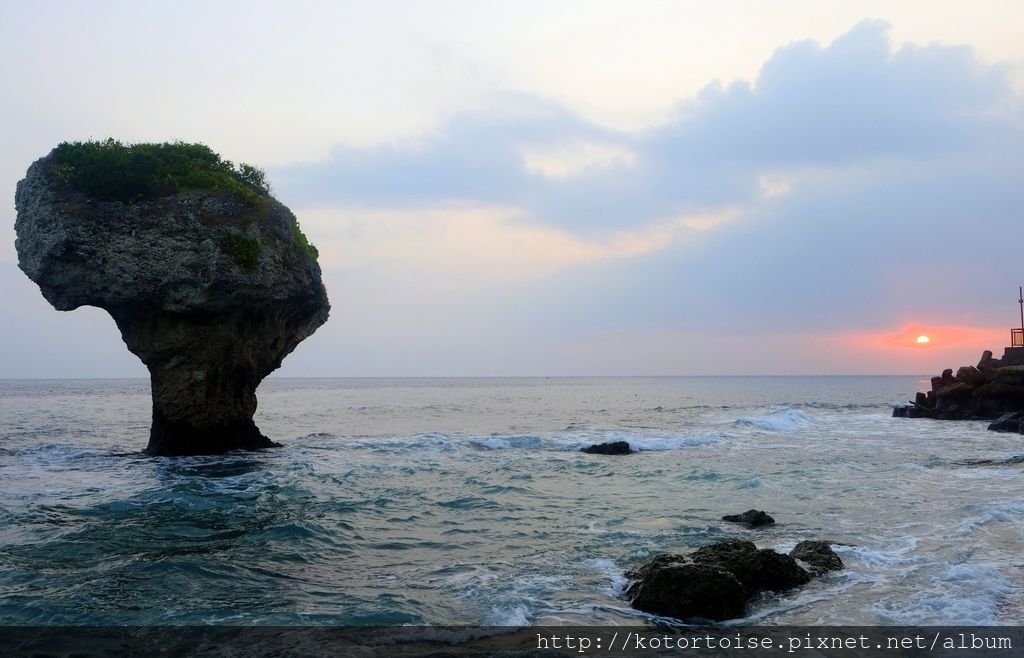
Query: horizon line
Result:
<box><xmin>0</xmin><ymin>373</ymin><xmax>935</xmax><ymax>380</ymax></box>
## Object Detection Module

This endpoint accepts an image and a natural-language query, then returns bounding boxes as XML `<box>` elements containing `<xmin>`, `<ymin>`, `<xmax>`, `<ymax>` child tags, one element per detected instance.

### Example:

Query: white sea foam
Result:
<box><xmin>772</xmin><ymin>541</ymin><xmax>799</xmax><ymax>554</ymax></box>
<box><xmin>463</xmin><ymin>430</ymin><xmax>720</xmax><ymax>453</ymax></box>
<box><xmin>834</xmin><ymin>536</ymin><xmax>921</xmax><ymax>566</ymax></box>
<box><xmin>485</xmin><ymin>604</ymin><xmax>532</xmax><ymax>626</ymax></box>
<box><xmin>871</xmin><ymin>563</ymin><xmax>1014</xmax><ymax>625</ymax></box>
<box><xmin>581</xmin><ymin>557</ymin><xmax>628</xmax><ymax>596</ymax></box>
<box><xmin>826</xmin><ymin>533</ymin><xmax>1018</xmax><ymax>625</ymax></box>
<box><xmin>955</xmin><ymin>500</ymin><xmax>1024</xmax><ymax>536</ymax></box>
<box><xmin>470</xmin><ymin>437</ymin><xmax>512</xmax><ymax>450</ymax></box>
<box><xmin>337</xmin><ymin>432</ymin><xmax>458</xmax><ymax>453</ymax></box>
<box><xmin>626</xmin><ymin>433</ymin><xmax>720</xmax><ymax>451</ymax></box>
<box><xmin>469</xmin><ymin>435</ymin><xmax>545</xmax><ymax>450</ymax></box>
<box><xmin>734</xmin><ymin>408</ymin><xmax>811</xmax><ymax>432</ymax></box>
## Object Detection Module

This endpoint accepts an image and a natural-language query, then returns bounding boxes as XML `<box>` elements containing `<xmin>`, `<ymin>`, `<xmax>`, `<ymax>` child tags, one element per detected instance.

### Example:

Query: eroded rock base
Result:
<box><xmin>148</xmin><ymin>410</ymin><xmax>279</xmax><ymax>456</ymax></box>
<box><xmin>114</xmin><ymin>308</ymin><xmax>325</xmax><ymax>456</ymax></box>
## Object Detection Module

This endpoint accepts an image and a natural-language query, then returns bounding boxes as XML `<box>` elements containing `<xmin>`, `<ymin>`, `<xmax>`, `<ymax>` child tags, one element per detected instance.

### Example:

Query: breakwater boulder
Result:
<box><xmin>625</xmin><ymin>540</ymin><xmax>842</xmax><ymax>621</ymax></box>
<box><xmin>15</xmin><ymin>140</ymin><xmax>330</xmax><ymax>455</ymax></box>
<box><xmin>893</xmin><ymin>351</ymin><xmax>1024</xmax><ymax>422</ymax></box>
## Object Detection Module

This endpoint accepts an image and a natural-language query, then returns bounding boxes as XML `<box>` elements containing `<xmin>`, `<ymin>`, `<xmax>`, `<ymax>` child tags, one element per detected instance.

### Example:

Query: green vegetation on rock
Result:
<box><xmin>51</xmin><ymin>139</ymin><xmax>271</xmax><ymax>204</ymax></box>
<box><xmin>292</xmin><ymin>221</ymin><xmax>319</xmax><ymax>260</ymax></box>
<box><xmin>220</xmin><ymin>233</ymin><xmax>262</xmax><ymax>269</ymax></box>
<box><xmin>50</xmin><ymin>139</ymin><xmax>321</xmax><ymax>264</ymax></box>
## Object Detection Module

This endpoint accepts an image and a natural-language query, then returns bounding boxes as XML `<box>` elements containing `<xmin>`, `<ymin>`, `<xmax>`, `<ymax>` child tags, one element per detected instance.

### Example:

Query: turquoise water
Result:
<box><xmin>1</xmin><ymin>377</ymin><xmax>1023</xmax><ymax>625</ymax></box>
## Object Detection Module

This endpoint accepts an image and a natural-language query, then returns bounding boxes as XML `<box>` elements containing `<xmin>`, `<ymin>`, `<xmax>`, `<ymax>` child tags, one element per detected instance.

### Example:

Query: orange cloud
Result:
<box><xmin>866</xmin><ymin>324</ymin><xmax>1007</xmax><ymax>350</ymax></box>
<box><xmin>821</xmin><ymin>323</ymin><xmax>1009</xmax><ymax>372</ymax></box>
<box><xmin>806</xmin><ymin>325</ymin><xmax>1007</xmax><ymax>376</ymax></box>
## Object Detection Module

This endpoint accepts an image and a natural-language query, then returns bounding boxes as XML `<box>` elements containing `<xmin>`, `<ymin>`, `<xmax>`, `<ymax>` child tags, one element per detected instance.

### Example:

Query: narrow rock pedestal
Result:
<box><xmin>115</xmin><ymin>309</ymin><xmax>324</xmax><ymax>455</ymax></box>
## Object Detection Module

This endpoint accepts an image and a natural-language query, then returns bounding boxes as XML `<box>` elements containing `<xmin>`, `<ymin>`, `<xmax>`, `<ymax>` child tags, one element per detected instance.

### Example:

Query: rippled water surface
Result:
<box><xmin>1</xmin><ymin>376</ymin><xmax>1022</xmax><ymax>625</ymax></box>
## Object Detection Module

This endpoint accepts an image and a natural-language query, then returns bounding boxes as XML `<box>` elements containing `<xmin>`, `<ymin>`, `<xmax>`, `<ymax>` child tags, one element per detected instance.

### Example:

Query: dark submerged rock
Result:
<box><xmin>960</xmin><ymin>454</ymin><xmax>1024</xmax><ymax>466</ymax></box>
<box><xmin>789</xmin><ymin>540</ymin><xmax>844</xmax><ymax>575</ymax></box>
<box><xmin>722</xmin><ymin>509</ymin><xmax>776</xmax><ymax>527</ymax></box>
<box><xmin>626</xmin><ymin>557</ymin><xmax>747</xmax><ymax>621</ymax></box>
<box><xmin>626</xmin><ymin>540</ymin><xmax>819</xmax><ymax>621</ymax></box>
<box><xmin>581</xmin><ymin>440</ymin><xmax>633</xmax><ymax>455</ymax></box>
<box><xmin>15</xmin><ymin>145</ymin><xmax>330</xmax><ymax>456</ymax></box>
<box><xmin>988</xmin><ymin>412</ymin><xmax>1024</xmax><ymax>433</ymax></box>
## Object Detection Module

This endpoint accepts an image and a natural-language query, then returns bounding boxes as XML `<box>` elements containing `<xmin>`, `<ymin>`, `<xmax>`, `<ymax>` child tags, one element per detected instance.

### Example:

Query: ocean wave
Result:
<box><xmin>301</xmin><ymin>429</ymin><xmax>719</xmax><ymax>454</ymax></box>
<box><xmin>871</xmin><ymin>562</ymin><xmax>1014</xmax><ymax>625</ymax></box>
<box><xmin>447</xmin><ymin>430</ymin><xmax>722</xmax><ymax>453</ymax></box>
<box><xmin>7</xmin><ymin>377</ymin><xmax>1022</xmax><ymax>626</ymax></box>
<box><xmin>954</xmin><ymin>500</ymin><xmax>1024</xmax><ymax>536</ymax></box>
<box><xmin>581</xmin><ymin>557</ymin><xmax>628</xmax><ymax>597</ymax></box>
<box><xmin>801</xmin><ymin>401</ymin><xmax>890</xmax><ymax>410</ymax></box>
<box><xmin>834</xmin><ymin>536</ymin><xmax>921</xmax><ymax>567</ymax></box>
<box><xmin>469</xmin><ymin>435</ymin><xmax>543</xmax><ymax>451</ymax></box>
<box><xmin>624</xmin><ymin>433</ymin><xmax>720</xmax><ymax>451</ymax></box>
<box><xmin>734</xmin><ymin>408</ymin><xmax>811</xmax><ymax>432</ymax></box>
<box><xmin>485</xmin><ymin>604</ymin><xmax>532</xmax><ymax>626</ymax></box>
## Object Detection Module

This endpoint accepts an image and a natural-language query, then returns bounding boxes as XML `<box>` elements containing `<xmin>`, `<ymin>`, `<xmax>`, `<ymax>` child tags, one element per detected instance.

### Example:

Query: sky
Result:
<box><xmin>1</xmin><ymin>0</ymin><xmax>1023</xmax><ymax>377</ymax></box>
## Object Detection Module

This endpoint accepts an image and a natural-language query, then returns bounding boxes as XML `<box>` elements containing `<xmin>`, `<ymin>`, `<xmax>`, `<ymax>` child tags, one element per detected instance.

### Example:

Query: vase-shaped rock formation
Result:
<box><xmin>15</xmin><ymin>142</ymin><xmax>330</xmax><ymax>455</ymax></box>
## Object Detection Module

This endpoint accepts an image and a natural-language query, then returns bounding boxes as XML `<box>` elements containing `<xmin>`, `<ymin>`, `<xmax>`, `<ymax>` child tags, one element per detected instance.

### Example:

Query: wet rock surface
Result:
<box><xmin>580</xmin><ymin>441</ymin><xmax>633</xmax><ymax>455</ymax></box>
<box><xmin>626</xmin><ymin>557</ymin><xmax>748</xmax><ymax>621</ymax></box>
<box><xmin>722</xmin><ymin>509</ymin><xmax>776</xmax><ymax>527</ymax></box>
<box><xmin>988</xmin><ymin>412</ymin><xmax>1024</xmax><ymax>433</ymax></box>
<box><xmin>622</xmin><ymin>536</ymin><xmax>839</xmax><ymax>622</ymax></box>
<box><xmin>15</xmin><ymin>148</ymin><xmax>330</xmax><ymax>455</ymax></box>
<box><xmin>626</xmin><ymin>540</ymin><xmax>833</xmax><ymax>621</ymax></box>
<box><xmin>789</xmin><ymin>540</ymin><xmax>844</xmax><ymax>575</ymax></box>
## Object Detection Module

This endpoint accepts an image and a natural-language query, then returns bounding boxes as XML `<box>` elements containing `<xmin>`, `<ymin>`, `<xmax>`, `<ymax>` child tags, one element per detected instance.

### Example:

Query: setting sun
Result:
<box><xmin>916</xmin><ymin>335</ymin><xmax>931</xmax><ymax>344</ymax></box>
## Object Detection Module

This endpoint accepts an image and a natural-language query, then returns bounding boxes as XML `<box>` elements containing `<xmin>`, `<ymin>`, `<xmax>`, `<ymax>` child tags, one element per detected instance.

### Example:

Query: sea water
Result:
<box><xmin>1</xmin><ymin>376</ymin><xmax>1022</xmax><ymax>626</ymax></box>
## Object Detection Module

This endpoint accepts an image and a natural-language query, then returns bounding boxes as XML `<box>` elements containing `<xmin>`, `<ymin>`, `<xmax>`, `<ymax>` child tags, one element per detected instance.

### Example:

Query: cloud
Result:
<box><xmin>272</xmin><ymin>20</ymin><xmax>1019</xmax><ymax>235</ymax></box>
<box><xmin>517</xmin><ymin>140</ymin><xmax>637</xmax><ymax>178</ymax></box>
<box><xmin>661</xmin><ymin>20</ymin><xmax>1011</xmax><ymax>168</ymax></box>
<box><xmin>512</xmin><ymin>149</ymin><xmax>1024</xmax><ymax>340</ymax></box>
<box><xmin>297</xmin><ymin>203</ymin><xmax>743</xmax><ymax>280</ymax></box>
<box><xmin>837</xmin><ymin>323</ymin><xmax>1006</xmax><ymax>351</ymax></box>
<box><xmin>268</xmin><ymin>19</ymin><xmax>1024</xmax><ymax>375</ymax></box>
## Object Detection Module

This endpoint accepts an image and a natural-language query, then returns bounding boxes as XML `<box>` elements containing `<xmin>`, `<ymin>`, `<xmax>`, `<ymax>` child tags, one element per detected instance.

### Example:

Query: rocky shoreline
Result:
<box><xmin>626</xmin><ymin>538</ymin><xmax>843</xmax><ymax>622</ymax></box>
<box><xmin>892</xmin><ymin>349</ymin><xmax>1024</xmax><ymax>427</ymax></box>
<box><xmin>619</xmin><ymin>508</ymin><xmax>844</xmax><ymax>622</ymax></box>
